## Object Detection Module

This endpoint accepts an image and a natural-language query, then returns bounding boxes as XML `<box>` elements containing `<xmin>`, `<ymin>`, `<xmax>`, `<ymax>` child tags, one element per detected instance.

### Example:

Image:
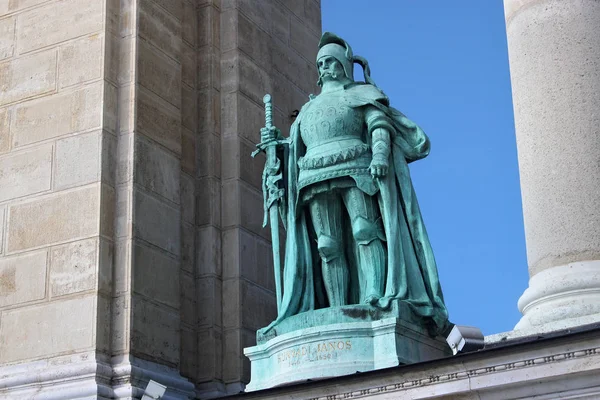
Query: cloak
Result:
<box><xmin>266</xmin><ymin>83</ymin><xmax>449</xmax><ymax>335</ymax></box>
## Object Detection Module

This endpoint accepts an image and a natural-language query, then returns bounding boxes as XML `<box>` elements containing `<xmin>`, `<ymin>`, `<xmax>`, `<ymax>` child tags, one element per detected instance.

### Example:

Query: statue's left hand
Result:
<box><xmin>369</xmin><ymin>156</ymin><xmax>389</xmax><ymax>179</ymax></box>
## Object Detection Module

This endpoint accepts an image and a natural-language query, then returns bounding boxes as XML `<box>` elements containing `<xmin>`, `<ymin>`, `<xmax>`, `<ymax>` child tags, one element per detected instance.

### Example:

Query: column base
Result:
<box><xmin>515</xmin><ymin>261</ymin><xmax>600</xmax><ymax>332</ymax></box>
<box><xmin>0</xmin><ymin>352</ymin><xmax>195</xmax><ymax>399</ymax></box>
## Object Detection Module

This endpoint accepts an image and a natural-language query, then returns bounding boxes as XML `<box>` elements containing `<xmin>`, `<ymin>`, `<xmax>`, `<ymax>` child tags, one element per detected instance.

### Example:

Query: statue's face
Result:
<box><xmin>317</xmin><ymin>55</ymin><xmax>345</xmax><ymax>82</ymax></box>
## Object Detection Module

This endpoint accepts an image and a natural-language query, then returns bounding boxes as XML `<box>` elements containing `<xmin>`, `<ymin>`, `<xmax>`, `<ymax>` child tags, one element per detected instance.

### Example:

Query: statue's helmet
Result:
<box><xmin>317</xmin><ymin>32</ymin><xmax>354</xmax><ymax>83</ymax></box>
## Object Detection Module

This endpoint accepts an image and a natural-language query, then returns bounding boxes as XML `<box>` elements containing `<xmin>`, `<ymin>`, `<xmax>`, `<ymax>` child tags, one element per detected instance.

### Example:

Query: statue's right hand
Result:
<box><xmin>261</xmin><ymin>126</ymin><xmax>280</xmax><ymax>142</ymax></box>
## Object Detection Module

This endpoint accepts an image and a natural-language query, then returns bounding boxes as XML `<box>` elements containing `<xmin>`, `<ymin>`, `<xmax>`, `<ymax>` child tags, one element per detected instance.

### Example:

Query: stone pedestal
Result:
<box><xmin>504</xmin><ymin>0</ymin><xmax>600</xmax><ymax>332</ymax></box>
<box><xmin>244</xmin><ymin>304</ymin><xmax>451</xmax><ymax>391</ymax></box>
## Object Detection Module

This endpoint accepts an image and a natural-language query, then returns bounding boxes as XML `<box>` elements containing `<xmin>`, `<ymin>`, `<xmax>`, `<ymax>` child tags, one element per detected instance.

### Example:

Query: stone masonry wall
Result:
<box><xmin>0</xmin><ymin>0</ymin><xmax>116</xmax><ymax>367</ymax></box>
<box><xmin>0</xmin><ymin>0</ymin><xmax>321</xmax><ymax>396</ymax></box>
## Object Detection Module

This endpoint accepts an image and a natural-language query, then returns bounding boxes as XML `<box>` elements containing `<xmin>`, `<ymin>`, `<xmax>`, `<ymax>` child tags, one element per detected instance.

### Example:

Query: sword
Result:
<box><xmin>252</xmin><ymin>94</ymin><xmax>284</xmax><ymax>312</ymax></box>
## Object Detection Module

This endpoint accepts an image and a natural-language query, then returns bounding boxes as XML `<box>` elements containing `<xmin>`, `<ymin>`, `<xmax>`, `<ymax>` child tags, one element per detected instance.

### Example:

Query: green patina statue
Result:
<box><xmin>255</xmin><ymin>32</ymin><xmax>449</xmax><ymax>337</ymax></box>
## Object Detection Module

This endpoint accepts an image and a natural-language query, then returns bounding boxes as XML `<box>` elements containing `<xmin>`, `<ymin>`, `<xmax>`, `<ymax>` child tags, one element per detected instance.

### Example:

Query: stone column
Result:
<box><xmin>504</xmin><ymin>0</ymin><xmax>600</xmax><ymax>331</ymax></box>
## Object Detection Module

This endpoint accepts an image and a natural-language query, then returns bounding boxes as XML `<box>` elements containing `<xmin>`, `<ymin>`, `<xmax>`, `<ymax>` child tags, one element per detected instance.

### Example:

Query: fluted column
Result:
<box><xmin>504</xmin><ymin>0</ymin><xmax>600</xmax><ymax>331</ymax></box>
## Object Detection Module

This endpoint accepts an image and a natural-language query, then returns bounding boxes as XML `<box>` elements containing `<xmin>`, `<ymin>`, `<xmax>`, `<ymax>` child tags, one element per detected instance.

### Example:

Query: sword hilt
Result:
<box><xmin>263</xmin><ymin>94</ymin><xmax>273</xmax><ymax>131</ymax></box>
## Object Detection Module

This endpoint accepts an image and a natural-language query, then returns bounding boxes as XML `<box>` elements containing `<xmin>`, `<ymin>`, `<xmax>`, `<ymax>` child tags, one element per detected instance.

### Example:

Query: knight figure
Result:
<box><xmin>259</xmin><ymin>32</ymin><xmax>449</xmax><ymax>336</ymax></box>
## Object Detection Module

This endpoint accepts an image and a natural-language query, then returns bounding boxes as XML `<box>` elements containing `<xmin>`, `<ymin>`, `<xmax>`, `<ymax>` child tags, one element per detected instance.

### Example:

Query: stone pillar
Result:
<box><xmin>206</xmin><ymin>0</ymin><xmax>321</xmax><ymax>396</ymax></box>
<box><xmin>504</xmin><ymin>0</ymin><xmax>600</xmax><ymax>331</ymax></box>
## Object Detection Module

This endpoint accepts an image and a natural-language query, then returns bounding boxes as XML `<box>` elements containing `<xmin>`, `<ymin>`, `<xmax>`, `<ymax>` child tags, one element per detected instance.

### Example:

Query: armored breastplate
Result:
<box><xmin>300</xmin><ymin>93</ymin><xmax>365</xmax><ymax>150</ymax></box>
<box><xmin>297</xmin><ymin>92</ymin><xmax>375</xmax><ymax>195</ymax></box>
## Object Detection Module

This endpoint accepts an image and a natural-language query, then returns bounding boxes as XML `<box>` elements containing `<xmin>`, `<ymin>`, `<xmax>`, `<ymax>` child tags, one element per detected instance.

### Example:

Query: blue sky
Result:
<box><xmin>321</xmin><ymin>1</ymin><xmax>528</xmax><ymax>335</ymax></box>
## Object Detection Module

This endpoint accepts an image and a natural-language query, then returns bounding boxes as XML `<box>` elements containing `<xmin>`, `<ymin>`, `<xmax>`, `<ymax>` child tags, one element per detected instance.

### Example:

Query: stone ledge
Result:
<box><xmin>233</xmin><ymin>325</ymin><xmax>600</xmax><ymax>399</ymax></box>
<box><xmin>0</xmin><ymin>352</ymin><xmax>196</xmax><ymax>400</ymax></box>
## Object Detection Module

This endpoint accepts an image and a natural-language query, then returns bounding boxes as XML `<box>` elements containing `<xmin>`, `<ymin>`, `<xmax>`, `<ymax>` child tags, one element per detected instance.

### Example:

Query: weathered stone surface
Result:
<box><xmin>151</xmin><ymin>0</ymin><xmax>183</xmax><ymax>21</ymax></box>
<box><xmin>135</xmin><ymin>136</ymin><xmax>180</xmax><ymax>204</ymax></box>
<box><xmin>222</xmin><ymin>279</ymin><xmax>240</xmax><ymax>329</ymax></box>
<box><xmin>237</xmin><ymin>0</ymin><xmax>270</xmax><ymax>31</ymax></box>
<box><xmin>181</xmin><ymin>128</ymin><xmax>196</xmax><ymax>175</ymax></box>
<box><xmin>198</xmin><ymin>87</ymin><xmax>220</xmax><ymax>134</ymax></box>
<box><xmin>181</xmin><ymin>44</ymin><xmax>195</xmax><ymax>89</ymax></box>
<box><xmin>0</xmin><ymin>295</ymin><xmax>95</xmax><ymax>363</ymax></box>
<box><xmin>0</xmin><ymin>16</ymin><xmax>15</xmax><ymax>60</ymax></box>
<box><xmin>239</xmin><ymin>139</ymin><xmax>262</xmax><ymax>189</ymax></box>
<box><xmin>139</xmin><ymin>0</ymin><xmax>181</xmax><ymax>59</ymax></box>
<box><xmin>7</xmin><ymin>185</ymin><xmax>100</xmax><ymax>252</ymax></box>
<box><xmin>0</xmin><ymin>49</ymin><xmax>56</xmax><ymax>106</ymax></box>
<box><xmin>0</xmin><ymin>145</ymin><xmax>52</xmax><ymax>202</ymax></box>
<box><xmin>271</xmin><ymin>38</ymin><xmax>315</xmax><ymax>95</ymax></box>
<box><xmin>223</xmin><ymin>328</ymin><xmax>253</xmax><ymax>382</ymax></box>
<box><xmin>221</xmin><ymin>92</ymin><xmax>263</xmax><ymax>142</ymax></box>
<box><xmin>98</xmin><ymin>237</ymin><xmax>113</xmax><ymax>295</ymax></box>
<box><xmin>181</xmin><ymin>222</ymin><xmax>194</xmax><ymax>273</ymax></box>
<box><xmin>197</xmin><ymin>276</ymin><xmax>222</xmax><ymax>327</ymax></box>
<box><xmin>100</xmin><ymin>184</ymin><xmax>116</xmax><ymax>238</ymax></box>
<box><xmin>197</xmin><ymin>226</ymin><xmax>221</xmax><ymax>276</ymax></box>
<box><xmin>270</xmin><ymin>2</ymin><xmax>290</xmax><ymax>46</ymax></box>
<box><xmin>197</xmin><ymin>4</ymin><xmax>218</xmax><ymax>48</ymax></box>
<box><xmin>181</xmin><ymin>83</ymin><xmax>196</xmax><ymax>130</ymax></box>
<box><xmin>17</xmin><ymin>0</ymin><xmax>103</xmax><ymax>53</ymax></box>
<box><xmin>133</xmin><ymin>243</ymin><xmax>179</xmax><ymax>309</ymax></box>
<box><xmin>224</xmin><ymin>53</ymin><xmax>272</xmax><ymax>107</ymax></box>
<box><xmin>290</xmin><ymin>15</ymin><xmax>319</xmax><ymax>63</ymax></box>
<box><xmin>0</xmin><ymin>107</ymin><xmax>10</xmax><ymax>153</ymax></box>
<box><xmin>196</xmin><ymin>177</ymin><xmax>220</xmax><ymax>227</ymax></box>
<box><xmin>303</xmin><ymin>0</ymin><xmax>322</xmax><ymax>35</ymax></box>
<box><xmin>118</xmin><ymin>84</ymin><xmax>135</xmax><ymax>135</ymax></box>
<box><xmin>241</xmin><ymin>280</ymin><xmax>276</xmax><ymax>331</ymax></box>
<box><xmin>0</xmin><ymin>251</ymin><xmax>47</xmax><ymax>307</ymax></box>
<box><xmin>59</xmin><ymin>34</ymin><xmax>103</xmax><ymax>88</ymax></box>
<box><xmin>180</xmin><ymin>269</ymin><xmax>196</xmax><ymax>324</ymax></box>
<box><xmin>137</xmin><ymin>87</ymin><xmax>181</xmax><ymax>154</ymax></box>
<box><xmin>197</xmin><ymin>132</ymin><xmax>220</xmax><ymax>178</ymax></box>
<box><xmin>222</xmin><ymin>228</ymin><xmax>275</xmax><ymax>292</ymax></box>
<box><xmin>180</xmin><ymin>326</ymin><xmax>197</xmax><ymax>378</ymax></box>
<box><xmin>104</xmin><ymin>82</ymin><xmax>118</xmax><ymax>134</ymax></box>
<box><xmin>55</xmin><ymin>131</ymin><xmax>101</xmax><ymax>190</ymax></box>
<box><xmin>131</xmin><ymin>296</ymin><xmax>180</xmax><ymax>365</ymax></box>
<box><xmin>138</xmin><ymin>39</ymin><xmax>181</xmax><ymax>108</ymax></box>
<box><xmin>50</xmin><ymin>238</ymin><xmax>97</xmax><ymax>297</ymax></box>
<box><xmin>182</xmin><ymin>1</ymin><xmax>197</xmax><ymax>46</ymax></box>
<box><xmin>134</xmin><ymin>189</ymin><xmax>180</xmax><ymax>255</ymax></box>
<box><xmin>237</xmin><ymin>12</ymin><xmax>271</xmax><ymax>70</ymax></box>
<box><xmin>198</xmin><ymin>49</ymin><xmax>217</xmax><ymax>90</ymax></box>
<box><xmin>231</xmin><ymin>182</ymin><xmax>268</xmax><ymax>240</ymax></box>
<box><xmin>197</xmin><ymin>327</ymin><xmax>222</xmax><ymax>381</ymax></box>
<box><xmin>1</xmin><ymin>0</ymin><xmax>53</xmax><ymax>16</ymax></box>
<box><xmin>0</xmin><ymin>206</ymin><xmax>4</xmax><ymax>254</ymax></box>
<box><xmin>180</xmin><ymin>172</ymin><xmax>195</xmax><ymax>224</ymax></box>
<box><xmin>102</xmin><ymin>131</ymin><xmax>117</xmax><ymax>187</ymax></box>
<box><xmin>96</xmin><ymin>292</ymin><xmax>111</xmax><ymax>352</ymax></box>
<box><xmin>13</xmin><ymin>83</ymin><xmax>102</xmax><ymax>147</ymax></box>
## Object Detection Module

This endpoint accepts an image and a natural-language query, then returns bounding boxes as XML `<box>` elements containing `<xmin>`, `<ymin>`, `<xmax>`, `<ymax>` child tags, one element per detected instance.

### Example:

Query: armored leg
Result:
<box><xmin>309</xmin><ymin>193</ymin><xmax>349</xmax><ymax>306</ymax></box>
<box><xmin>342</xmin><ymin>187</ymin><xmax>386</xmax><ymax>305</ymax></box>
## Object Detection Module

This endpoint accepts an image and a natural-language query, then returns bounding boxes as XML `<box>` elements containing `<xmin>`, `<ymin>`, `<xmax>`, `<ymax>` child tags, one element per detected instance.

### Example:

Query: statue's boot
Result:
<box><xmin>321</xmin><ymin>259</ymin><xmax>349</xmax><ymax>306</ymax></box>
<box><xmin>357</xmin><ymin>239</ymin><xmax>385</xmax><ymax>305</ymax></box>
